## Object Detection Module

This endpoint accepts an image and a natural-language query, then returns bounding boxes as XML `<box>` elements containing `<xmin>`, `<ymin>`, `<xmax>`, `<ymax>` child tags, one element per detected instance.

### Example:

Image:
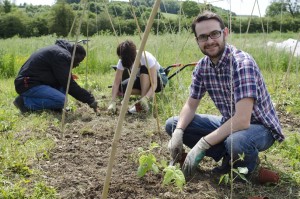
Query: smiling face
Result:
<box><xmin>195</xmin><ymin>19</ymin><xmax>228</xmax><ymax>64</ymax></box>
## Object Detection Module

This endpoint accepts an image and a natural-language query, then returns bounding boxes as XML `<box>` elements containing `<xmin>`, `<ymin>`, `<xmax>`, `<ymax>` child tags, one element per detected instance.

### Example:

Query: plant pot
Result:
<box><xmin>258</xmin><ymin>167</ymin><xmax>279</xmax><ymax>184</ymax></box>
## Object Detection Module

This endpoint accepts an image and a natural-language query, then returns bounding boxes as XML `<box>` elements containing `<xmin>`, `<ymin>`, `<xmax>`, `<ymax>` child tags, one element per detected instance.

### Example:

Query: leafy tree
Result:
<box><xmin>266</xmin><ymin>2</ymin><xmax>288</xmax><ymax>17</ymax></box>
<box><xmin>49</xmin><ymin>1</ymin><xmax>75</xmax><ymax>36</ymax></box>
<box><xmin>266</xmin><ymin>0</ymin><xmax>300</xmax><ymax>18</ymax></box>
<box><xmin>199</xmin><ymin>3</ymin><xmax>216</xmax><ymax>13</ymax></box>
<box><xmin>0</xmin><ymin>13</ymin><xmax>26</xmax><ymax>38</ymax></box>
<box><xmin>27</xmin><ymin>17</ymin><xmax>49</xmax><ymax>36</ymax></box>
<box><xmin>89</xmin><ymin>2</ymin><xmax>103</xmax><ymax>14</ymax></box>
<box><xmin>181</xmin><ymin>1</ymin><xmax>200</xmax><ymax>18</ymax></box>
<box><xmin>66</xmin><ymin>0</ymin><xmax>80</xmax><ymax>3</ymax></box>
<box><xmin>108</xmin><ymin>2</ymin><xmax>125</xmax><ymax>17</ymax></box>
<box><xmin>3</xmin><ymin>0</ymin><xmax>11</xmax><ymax>13</ymax></box>
<box><xmin>24</xmin><ymin>4</ymin><xmax>51</xmax><ymax>17</ymax></box>
<box><xmin>160</xmin><ymin>0</ymin><xmax>180</xmax><ymax>14</ymax></box>
<box><xmin>132</xmin><ymin>0</ymin><xmax>155</xmax><ymax>7</ymax></box>
<box><xmin>286</xmin><ymin>0</ymin><xmax>300</xmax><ymax>17</ymax></box>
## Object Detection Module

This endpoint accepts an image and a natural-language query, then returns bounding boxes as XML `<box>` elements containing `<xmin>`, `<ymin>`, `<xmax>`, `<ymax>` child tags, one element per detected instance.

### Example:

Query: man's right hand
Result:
<box><xmin>107</xmin><ymin>101</ymin><xmax>116</xmax><ymax>113</ymax></box>
<box><xmin>168</xmin><ymin>128</ymin><xmax>184</xmax><ymax>161</ymax></box>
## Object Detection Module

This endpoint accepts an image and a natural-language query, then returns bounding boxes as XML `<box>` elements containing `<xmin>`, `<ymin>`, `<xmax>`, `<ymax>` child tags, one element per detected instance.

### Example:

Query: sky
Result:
<box><xmin>14</xmin><ymin>0</ymin><xmax>271</xmax><ymax>16</ymax></box>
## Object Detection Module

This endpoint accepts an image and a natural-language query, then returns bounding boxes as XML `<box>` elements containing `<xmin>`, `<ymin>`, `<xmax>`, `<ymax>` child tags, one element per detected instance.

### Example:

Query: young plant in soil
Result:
<box><xmin>218</xmin><ymin>153</ymin><xmax>249</xmax><ymax>185</ymax></box>
<box><xmin>162</xmin><ymin>165</ymin><xmax>186</xmax><ymax>191</ymax></box>
<box><xmin>136</xmin><ymin>142</ymin><xmax>186</xmax><ymax>191</ymax></box>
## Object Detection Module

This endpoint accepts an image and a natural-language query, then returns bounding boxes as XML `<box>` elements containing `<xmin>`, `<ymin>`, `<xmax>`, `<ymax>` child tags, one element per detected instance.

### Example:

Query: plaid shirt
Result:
<box><xmin>190</xmin><ymin>44</ymin><xmax>284</xmax><ymax>142</ymax></box>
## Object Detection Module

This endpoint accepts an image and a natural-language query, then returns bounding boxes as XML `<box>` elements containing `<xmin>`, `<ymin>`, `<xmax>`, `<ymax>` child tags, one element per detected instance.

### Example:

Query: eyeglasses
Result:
<box><xmin>196</xmin><ymin>30</ymin><xmax>224</xmax><ymax>42</ymax></box>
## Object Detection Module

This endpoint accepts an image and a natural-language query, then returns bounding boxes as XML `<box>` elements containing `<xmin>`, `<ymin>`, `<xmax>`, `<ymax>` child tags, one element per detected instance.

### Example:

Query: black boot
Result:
<box><xmin>211</xmin><ymin>154</ymin><xmax>231</xmax><ymax>174</ymax></box>
<box><xmin>13</xmin><ymin>96</ymin><xmax>29</xmax><ymax>113</ymax></box>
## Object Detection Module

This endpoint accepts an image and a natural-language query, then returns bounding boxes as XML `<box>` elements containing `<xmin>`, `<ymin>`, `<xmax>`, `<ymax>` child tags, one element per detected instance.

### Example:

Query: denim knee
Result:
<box><xmin>165</xmin><ymin>117</ymin><xmax>178</xmax><ymax>136</ymax></box>
<box><xmin>224</xmin><ymin>134</ymin><xmax>253</xmax><ymax>159</ymax></box>
<box><xmin>224</xmin><ymin>134</ymin><xmax>259</xmax><ymax>172</ymax></box>
<box><xmin>50</xmin><ymin>95</ymin><xmax>65</xmax><ymax>109</ymax></box>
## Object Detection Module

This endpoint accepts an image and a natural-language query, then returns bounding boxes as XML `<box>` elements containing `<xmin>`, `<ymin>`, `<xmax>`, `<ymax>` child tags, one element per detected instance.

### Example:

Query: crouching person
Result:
<box><xmin>108</xmin><ymin>40</ymin><xmax>168</xmax><ymax>114</ymax></box>
<box><xmin>13</xmin><ymin>39</ymin><xmax>99</xmax><ymax>114</ymax></box>
<box><xmin>165</xmin><ymin>11</ymin><xmax>284</xmax><ymax>180</ymax></box>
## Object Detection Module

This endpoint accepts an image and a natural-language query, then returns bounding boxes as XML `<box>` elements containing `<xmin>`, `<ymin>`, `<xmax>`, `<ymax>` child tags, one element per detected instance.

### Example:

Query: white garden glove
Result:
<box><xmin>136</xmin><ymin>96</ymin><xmax>149</xmax><ymax>112</ymax></box>
<box><xmin>129</xmin><ymin>96</ymin><xmax>150</xmax><ymax>113</ymax></box>
<box><xmin>168</xmin><ymin>128</ymin><xmax>184</xmax><ymax>161</ymax></box>
<box><xmin>182</xmin><ymin>137</ymin><xmax>211</xmax><ymax>177</ymax></box>
<box><xmin>107</xmin><ymin>101</ymin><xmax>116</xmax><ymax>113</ymax></box>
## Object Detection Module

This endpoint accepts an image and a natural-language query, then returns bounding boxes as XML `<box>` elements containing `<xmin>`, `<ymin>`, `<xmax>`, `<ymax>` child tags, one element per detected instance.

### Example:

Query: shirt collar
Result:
<box><xmin>208</xmin><ymin>44</ymin><xmax>231</xmax><ymax>69</ymax></box>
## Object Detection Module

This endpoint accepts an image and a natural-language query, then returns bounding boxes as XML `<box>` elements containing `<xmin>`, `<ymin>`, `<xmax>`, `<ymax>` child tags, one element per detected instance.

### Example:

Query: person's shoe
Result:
<box><xmin>211</xmin><ymin>155</ymin><xmax>231</xmax><ymax>174</ymax></box>
<box><xmin>128</xmin><ymin>101</ymin><xmax>149</xmax><ymax>114</ymax></box>
<box><xmin>232</xmin><ymin>157</ymin><xmax>261</xmax><ymax>183</ymax></box>
<box><xmin>245</xmin><ymin>156</ymin><xmax>261</xmax><ymax>183</ymax></box>
<box><xmin>13</xmin><ymin>96</ymin><xmax>29</xmax><ymax>113</ymax></box>
<box><xmin>128</xmin><ymin>105</ymin><xmax>138</xmax><ymax>114</ymax></box>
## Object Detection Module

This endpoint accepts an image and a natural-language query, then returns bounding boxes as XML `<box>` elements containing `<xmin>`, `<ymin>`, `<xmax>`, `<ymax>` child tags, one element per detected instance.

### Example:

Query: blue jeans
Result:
<box><xmin>21</xmin><ymin>85</ymin><xmax>65</xmax><ymax>111</ymax></box>
<box><xmin>165</xmin><ymin>114</ymin><xmax>275</xmax><ymax>172</ymax></box>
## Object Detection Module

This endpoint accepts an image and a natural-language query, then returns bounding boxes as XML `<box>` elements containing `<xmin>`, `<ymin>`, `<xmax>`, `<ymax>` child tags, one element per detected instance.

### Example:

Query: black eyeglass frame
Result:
<box><xmin>196</xmin><ymin>29</ymin><xmax>224</xmax><ymax>42</ymax></box>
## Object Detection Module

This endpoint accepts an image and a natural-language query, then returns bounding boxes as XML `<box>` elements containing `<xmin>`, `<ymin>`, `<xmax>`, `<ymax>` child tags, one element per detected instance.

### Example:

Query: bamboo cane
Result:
<box><xmin>101</xmin><ymin>0</ymin><xmax>161</xmax><ymax>198</ymax></box>
<box><xmin>61</xmin><ymin>0</ymin><xmax>88</xmax><ymax>134</ymax></box>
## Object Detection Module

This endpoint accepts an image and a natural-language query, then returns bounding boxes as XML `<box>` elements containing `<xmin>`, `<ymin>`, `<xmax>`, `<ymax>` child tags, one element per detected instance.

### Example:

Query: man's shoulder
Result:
<box><xmin>197</xmin><ymin>56</ymin><xmax>209</xmax><ymax>67</ymax></box>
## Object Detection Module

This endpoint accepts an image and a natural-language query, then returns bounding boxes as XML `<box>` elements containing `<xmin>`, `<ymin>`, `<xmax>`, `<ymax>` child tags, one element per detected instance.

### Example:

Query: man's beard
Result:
<box><xmin>200</xmin><ymin>37</ymin><xmax>225</xmax><ymax>61</ymax></box>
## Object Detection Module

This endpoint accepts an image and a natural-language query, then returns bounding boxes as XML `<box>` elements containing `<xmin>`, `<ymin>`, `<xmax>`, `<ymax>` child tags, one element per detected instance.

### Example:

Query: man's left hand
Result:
<box><xmin>182</xmin><ymin>137</ymin><xmax>211</xmax><ymax>177</ymax></box>
<box><xmin>182</xmin><ymin>146</ymin><xmax>206</xmax><ymax>177</ymax></box>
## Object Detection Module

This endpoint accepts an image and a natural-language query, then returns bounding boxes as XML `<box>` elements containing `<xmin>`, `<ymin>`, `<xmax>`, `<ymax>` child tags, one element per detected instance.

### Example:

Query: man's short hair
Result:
<box><xmin>191</xmin><ymin>11</ymin><xmax>225</xmax><ymax>37</ymax></box>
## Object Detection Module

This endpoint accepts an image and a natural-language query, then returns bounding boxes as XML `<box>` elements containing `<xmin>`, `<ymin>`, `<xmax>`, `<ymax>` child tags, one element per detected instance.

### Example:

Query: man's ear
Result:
<box><xmin>223</xmin><ymin>27</ymin><xmax>229</xmax><ymax>37</ymax></box>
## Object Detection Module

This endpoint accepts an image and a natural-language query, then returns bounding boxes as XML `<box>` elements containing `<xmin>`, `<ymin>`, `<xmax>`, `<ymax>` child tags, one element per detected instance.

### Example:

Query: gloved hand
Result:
<box><xmin>89</xmin><ymin>101</ymin><xmax>100</xmax><ymax>115</ymax></box>
<box><xmin>133</xmin><ymin>96</ymin><xmax>149</xmax><ymax>113</ymax></box>
<box><xmin>107</xmin><ymin>100</ymin><xmax>116</xmax><ymax>113</ymax></box>
<box><xmin>138</xmin><ymin>96</ymin><xmax>149</xmax><ymax>112</ymax></box>
<box><xmin>182</xmin><ymin>137</ymin><xmax>211</xmax><ymax>177</ymax></box>
<box><xmin>168</xmin><ymin>128</ymin><xmax>184</xmax><ymax>161</ymax></box>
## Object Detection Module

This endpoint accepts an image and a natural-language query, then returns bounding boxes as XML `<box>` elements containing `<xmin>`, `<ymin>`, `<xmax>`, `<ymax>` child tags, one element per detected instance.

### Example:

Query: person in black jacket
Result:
<box><xmin>13</xmin><ymin>39</ymin><xmax>99</xmax><ymax>114</ymax></box>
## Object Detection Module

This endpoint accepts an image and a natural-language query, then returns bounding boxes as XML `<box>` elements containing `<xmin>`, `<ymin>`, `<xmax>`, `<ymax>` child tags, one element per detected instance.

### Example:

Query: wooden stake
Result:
<box><xmin>61</xmin><ymin>0</ymin><xmax>88</xmax><ymax>134</ymax></box>
<box><xmin>101</xmin><ymin>0</ymin><xmax>161</xmax><ymax>198</ymax></box>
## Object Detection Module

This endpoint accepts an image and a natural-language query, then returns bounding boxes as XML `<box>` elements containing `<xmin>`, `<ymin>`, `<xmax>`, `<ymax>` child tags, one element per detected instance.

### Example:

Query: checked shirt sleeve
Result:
<box><xmin>190</xmin><ymin>63</ymin><xmax>206</xmax><ymax>100</ymax></box>
<box><xmin>233</xmin><ymin>55</ymin><xmax>258</xmax><ymax>104</ymax></box>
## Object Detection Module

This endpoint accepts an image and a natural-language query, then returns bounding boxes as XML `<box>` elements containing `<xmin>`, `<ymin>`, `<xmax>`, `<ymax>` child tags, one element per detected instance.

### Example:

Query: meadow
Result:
<box><xmin>0</xmin><ymin>32</ymin><xmax>299</xmax><ymax>198</ymax></box>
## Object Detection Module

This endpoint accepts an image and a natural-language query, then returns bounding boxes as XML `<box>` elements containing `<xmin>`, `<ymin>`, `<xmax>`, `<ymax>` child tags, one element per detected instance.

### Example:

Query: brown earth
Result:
<box><xmin>32</xmin><ymin>102</ymin><xmax>300</xmax><ymax>199</ymax></box>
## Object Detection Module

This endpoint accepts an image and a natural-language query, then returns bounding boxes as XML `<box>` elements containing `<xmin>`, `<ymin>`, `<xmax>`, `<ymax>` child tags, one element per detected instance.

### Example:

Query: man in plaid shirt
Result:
<box><xmin>165</xmin><ymin>11</ymin><xmax>284</xmax><ymax>178</ymax></box>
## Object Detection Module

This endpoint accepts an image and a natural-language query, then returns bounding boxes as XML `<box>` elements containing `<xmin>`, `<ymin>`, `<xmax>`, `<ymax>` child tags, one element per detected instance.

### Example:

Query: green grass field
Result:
<box><xmin>0</xmin><ymin>32</ymin><xmax>300</xmax><ymax>198</ymax></box>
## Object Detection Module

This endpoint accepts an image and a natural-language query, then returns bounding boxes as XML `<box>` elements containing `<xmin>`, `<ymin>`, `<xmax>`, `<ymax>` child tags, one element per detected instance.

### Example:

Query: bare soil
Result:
<box><xmin>33</xmin><ymin>103</ymin><xmax>300</xmax><ymax>199</ymax></box>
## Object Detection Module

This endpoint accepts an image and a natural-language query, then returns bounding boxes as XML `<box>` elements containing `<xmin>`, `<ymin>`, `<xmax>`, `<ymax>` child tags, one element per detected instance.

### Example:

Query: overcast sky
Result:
<box><xmin>14</xmin><ymin>0</ymin><xmax>270</xmax><ymax>16</ymax></box>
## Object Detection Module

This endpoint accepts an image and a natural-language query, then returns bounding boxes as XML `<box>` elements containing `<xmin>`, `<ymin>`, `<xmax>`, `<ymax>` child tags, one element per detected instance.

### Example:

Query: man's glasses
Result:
<box><xmin>196</xmin><ymin>30</ymin><xmax>224</xmax><ymax>42</ymax></box>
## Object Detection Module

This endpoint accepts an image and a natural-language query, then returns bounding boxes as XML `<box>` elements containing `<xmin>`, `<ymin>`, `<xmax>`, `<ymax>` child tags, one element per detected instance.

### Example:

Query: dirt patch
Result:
<box><xmin>34</xmin><ymin>105</ymin><xmax>299</xmax><ymax>199</ymax></box>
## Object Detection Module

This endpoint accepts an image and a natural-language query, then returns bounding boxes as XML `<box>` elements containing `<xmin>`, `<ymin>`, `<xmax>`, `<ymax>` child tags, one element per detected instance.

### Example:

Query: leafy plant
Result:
<box><xmin>31</xmin><ymin>182</ymin><xmax>57</xmax><ymax>199</ymax></box>
<box><xmin>163</xmin><ymin>165</ymin><xmax>186</xmax><ymax>191</ymax></box>
<box><xmin>218</xmin><ymin>153</ymin><xmax>249</xmax><ymax>185</ymax></box>
<box><xmin>136</xmin><ymin>142</ymin><xmax>186</xmax><ymax>191</ymax></box>
<box><xmin>219</xmin><ymin>167</ymin><xmax>249</xmax><ymax>185</ymax></box>
<box><xmin>137</xmin><ymin>142</ymin><xmax>160</xmax><ymax>178</ymax></box>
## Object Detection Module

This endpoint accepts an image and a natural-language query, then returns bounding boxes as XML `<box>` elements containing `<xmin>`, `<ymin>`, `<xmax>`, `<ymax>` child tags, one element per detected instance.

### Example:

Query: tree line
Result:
<box><xmin>0</xmin><ymin>0</ymin><xmax>299</xmax><ymax>39</ymax></box>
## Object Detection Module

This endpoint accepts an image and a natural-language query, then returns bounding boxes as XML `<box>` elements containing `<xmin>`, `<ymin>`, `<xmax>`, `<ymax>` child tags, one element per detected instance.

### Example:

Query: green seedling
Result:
<box><xmin>218</xmin><ymin>153</ymin><xmax>249</xmax><ymax>185</ymax></box>
<box><xmin>163</xmin><ymin>165</ymin><xmax>186</xmax><ymax>191</ymax></box>
<box><xmin>137</xmin><ymin>142</ymin><xmax>160</xmax><ymax>178</ymax></box>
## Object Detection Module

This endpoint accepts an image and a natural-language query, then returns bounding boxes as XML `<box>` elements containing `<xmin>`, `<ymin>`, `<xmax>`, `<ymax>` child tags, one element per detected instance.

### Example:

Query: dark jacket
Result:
<box><xmin>14</xmin><ymin>40</ymin><xmax>95</xmax><ymax>105</ymax></box>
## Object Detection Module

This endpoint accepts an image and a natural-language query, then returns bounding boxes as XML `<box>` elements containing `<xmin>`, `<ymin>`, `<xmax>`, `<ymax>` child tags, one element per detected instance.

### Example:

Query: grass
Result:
<box><xmin>0</xmin><ymin>32</ymin><xmax>299</xmax><ymax>197</ymax></box>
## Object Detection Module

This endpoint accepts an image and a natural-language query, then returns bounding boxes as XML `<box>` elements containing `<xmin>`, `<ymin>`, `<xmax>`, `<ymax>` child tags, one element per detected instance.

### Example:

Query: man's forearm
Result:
<box><xmin>204</xmin><ymin>116</ymin><xmax>250</xmax><ymax>146</ymax></box>
<box><xmin>176</xmin><ymin>102</ymin><xmax>196</xmax><ymax>130</ymax></box>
